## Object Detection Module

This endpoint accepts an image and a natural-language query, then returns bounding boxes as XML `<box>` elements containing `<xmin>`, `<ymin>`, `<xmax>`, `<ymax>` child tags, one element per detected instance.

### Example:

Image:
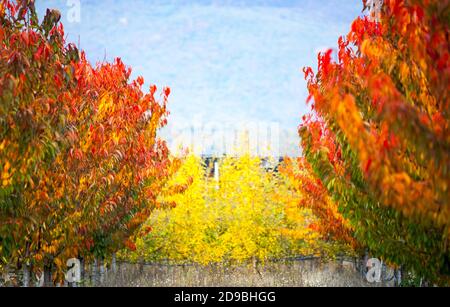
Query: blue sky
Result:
<box><xmin>36</xmin><ymin>0</ymin><xmax>363</xmax><ymax>155</ymax></box>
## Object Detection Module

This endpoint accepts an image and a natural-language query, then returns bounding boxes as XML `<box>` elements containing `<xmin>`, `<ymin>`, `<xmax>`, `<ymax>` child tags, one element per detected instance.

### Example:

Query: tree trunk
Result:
<box><xmin>91</xmin><ymin>259</ymin><xmax>98</xmax><ymax>286</ymax></box>
<box><xmin>112</xmin><ymin>253</ymin><xmax>117</xmax><ymax>274</ymax></box>
<box><xmin>395</xmin><ymin>267</ymin><xmax>402</xmax><ymax>287</ymax></box>
<box><xmin>380</xmin><ymin>260</ymin><xmax>386</xmax><ymax>286</ymax></box>
<box><xmin>252</xmin><ymin>256</ymin><xmax>262</xmax><ymax>277</ymax></box>
<box><xmin>359</xmin><ymin>251</ymin><xmax>368</xmax><ymax>277</ymax></box>
<box><xmin>80</xmin><ymin>257</ymin><xmax>85</xmax><ymax>284</ymax></box>
<box><xmin>43</xmin><ymin>264</ymin><xmax>53</xmax><ymax>287</ymax></box>
<box><xmin>22</xmin><ymin>264</ymin><xmax>30</xmax><ymax>287</ymax></box>
<box><xmin>139</xmin><ymin>260</ymin><xmax>144</xmax><ymax>274</ymax></box>
<box><xmin>99</xmin><ymin>258</ymin><xmax>105</xmax><ymax>285</ymax></box>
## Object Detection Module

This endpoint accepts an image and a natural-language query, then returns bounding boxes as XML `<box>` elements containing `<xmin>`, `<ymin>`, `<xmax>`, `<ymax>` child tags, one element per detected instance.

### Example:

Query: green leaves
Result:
<box><xmin>41</xmin><ymin>9</ymin><xmax>61</xmax><ymax>35</ymax></box>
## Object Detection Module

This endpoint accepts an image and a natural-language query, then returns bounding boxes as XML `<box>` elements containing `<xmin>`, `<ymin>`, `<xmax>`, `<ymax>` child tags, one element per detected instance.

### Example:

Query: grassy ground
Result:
<box><xmin>100</xmin><ymin>259</ymin><xmax>395</xmax><ymax>287</ymax></box>
<box><xmin>0</xmin><ymin>259</ymin><xmax>397</xmax><ymax>287</ymax></box>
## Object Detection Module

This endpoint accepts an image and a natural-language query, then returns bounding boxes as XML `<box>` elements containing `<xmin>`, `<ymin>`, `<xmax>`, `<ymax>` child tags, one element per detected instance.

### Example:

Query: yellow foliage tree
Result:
<box><xmin>120</xmin><ymin>155</ymin><xmax>328</xmax><ymax>265</ymax></box>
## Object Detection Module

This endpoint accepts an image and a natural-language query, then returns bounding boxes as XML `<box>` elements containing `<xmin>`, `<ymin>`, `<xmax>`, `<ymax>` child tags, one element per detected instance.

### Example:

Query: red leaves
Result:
<box><xmin>0</xmin><ymin>0</ymin><xmax>174</xmax><ymax>276</ymax></box>
<box><xmin>5</xmin><ymin>0</ymin><xmax>16</xmax><ymax>17</ymax></box>
<box><xmin>298</xmin><ymin>0</ymin><xmax>450</xmax><ymax>266</ymax></box>
<box><xmin>385</xmin><ymin>0</ymin><xmax>403</xmax><ymax>17</ymax></box>
<box><xmin>411</xmin><ymin>5</ymin><xmax>424</xmax><ymax>23</ymax></box>
<box><xmin>349</xmin><ymin>16</ymin><xmax>381</xmax><ymax>45</ymax></box>
<box><xmin>308</xmin><ymin>223</ymin><xmax>320</xmax><ymax>232</ymax></box>
<box><xmin>317</xmin><ymin>49</ymin><xmax>334</xmax><ymax>78</ymax></box>
<box><xmin>136</xmin><ymin>76</ymin><xmax>144</xmax><ymax>86</ymax></box>
<box><xmin>432</xmin><ymin>112</ymin><xmax>446</xmax><ymax>137</ymax></box>
<box><xmin>164</xmin><ymin>86</ymin><xmax>171</xmax><ymax>97</ymax></box>
<box><xmin>85</xmin><ymin>238</ymin><xmax>94</xmax><ymax>250</ymax></box>
<box><xmin>34</xmin><ymin>44</ymin><xmax>44</xmax><ymax>61</ymax></box>
<box><xmin>20</xmin><ymin>31</ymin><xmax>29</xmax><ymax>46</ymax></box>
<box><xmin>53</xmin><ymin>74</ymin><xmax>62</xmax><ymax>87</ymax></box>
<box><xmin>337</xmin><ymin>36</ymin><xmax>352</xmax><ymax>65</ymax></box>
<box><xmin>364</xmin><ymin>158</ymin><xmax>372</xmax><ymax>173</ymax></box>
<box><xmin>150</xmin><ymin>84</ymin><xmax>157</xmax><ymax>96</ymax></box>
<box><xmin>57</xmin><ymin>45</ymin><xmax>174</xmax><ymax>258</ymax></box>
<box><xmin>302</xmin><ymin>66</ymin><xmax>314</xmax><ymax>80</ymax></box>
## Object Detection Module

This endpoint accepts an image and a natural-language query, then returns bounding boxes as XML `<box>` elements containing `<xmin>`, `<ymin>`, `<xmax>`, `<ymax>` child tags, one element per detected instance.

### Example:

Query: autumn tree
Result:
<box><xmin>121</xmin><ymin>155</ymin><xmax>330</xmax><ymax>265</ymax></box>
<box><xmin>280</xmin><ymin>157</ymin><xmax>356</xmax><ymax>250</ymax></box>
<box><xmin>0</xmin><ymin>0</ymin><xmax>80</xmax><ymax>283</ymax></box>
<box><xmin>0</xmin><ymin>0</ymin><xmax>175</xmax><ymax>285</ymax></box>
<box><xmin>298</xmin><ymin>0</ymin><xmax>449</xmax><ymax>284</ymax></box>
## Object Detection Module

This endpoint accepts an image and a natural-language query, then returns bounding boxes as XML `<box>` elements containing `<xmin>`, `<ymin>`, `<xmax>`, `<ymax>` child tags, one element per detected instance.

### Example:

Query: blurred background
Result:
<box><xmin>36</xmin><ymin>0</ymin><xmax>362</xmax><ymax>156</ymax></box>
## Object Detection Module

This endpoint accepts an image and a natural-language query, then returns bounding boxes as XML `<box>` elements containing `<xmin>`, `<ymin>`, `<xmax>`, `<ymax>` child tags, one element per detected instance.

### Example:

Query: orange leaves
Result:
<box><xmin>349</xmin><ymin>16</ymin><xmax>381</xmax><ymax>45</ymax></box>
<box><xmin>1</xmin><ymin>160</ymin><xmax>13</xmax><ymax>187</ymax></box>
<box><xmin>360</xmin><ymin>37</ymin><xmax>385</xmax><ymax>61</ymax></box>
<box><xmin>60</xmin><ymin>52</ymin><xmax>174</xmax><ymax>260</ymax></box>
<box><xmin>303</xmin><ymin>0</ymin><xmax>449</xmax><ymax>215</ymax></box>
<box><xmin>280</xmin><ymin>158</ymin><xmax>356</xmax><ymax>248</ymax></box>
<box><xmin>0</xmin><ymin>1</ymin><xmax>175</xmax><ymax>275</ymax></box>
<box><xmin>136</xmin><ymin>76</ymin><xmax>144</xmax><ymax>86</ymax></box>
<box><xmin>125</xmin><ymin>239</ymin><xmax>137</xmax><ymax>251</ymax></box>
<box><xmin>297</xmin><ymin>1</ymin><xmax>450</xmax><ymax>280</ymax></box>
<box><xmin>42</xmin><ymin>241</ymin><xmax>59</xmax><ymax>255</ymax></box>
<box><xmin>431</xmin><ymin>112</ymin><xmax>446</xmax><ymax>137</ymax></box>
<box><xmin>308</xmin><ymin>223</ymin><xmax>319</xmax><ymax>232</ymax></box>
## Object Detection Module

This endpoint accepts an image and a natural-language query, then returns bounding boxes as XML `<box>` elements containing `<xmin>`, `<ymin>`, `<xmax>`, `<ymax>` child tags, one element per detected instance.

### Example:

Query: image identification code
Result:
<box><xmin>174</xmin><ymin>291</ymin><xmax>276</xmax><ymax>304</ymax></box>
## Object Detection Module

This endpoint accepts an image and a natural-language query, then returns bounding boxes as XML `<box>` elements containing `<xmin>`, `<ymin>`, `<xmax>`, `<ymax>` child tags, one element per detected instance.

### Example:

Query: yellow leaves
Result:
<box><xmin>399</xmin><ymin>61</ymin><xmax>410</xmax><ymax>81</ymax></box>
<box><xmin>0</xmin><ymin>140</ymin><xmax>6</xmax><ymax>151</ymax></box>
<box><xmin>116</xmin><ymin>169</ymin><xmax>131</xmax><ymax>188</ymax></box>
<box><xmin>69</xmin><ymin>211</ymin><xmax>82</xmax><ymax>224</ymax></box>
<box><xmin>42</xmin><ymin>241</ymin><xmax>59</xmax><ymax>255</ymax></box>
<box><xmin>54</xmin><ymin>258</ymin><xmax>63</xmax><ymax>268</ymax></box>
<box><xmin>80</xmin><ymin>131</ymin><xmax>92</xmax><ymax>153</ymax></box>
<box><xmin>79</xmin><ymin>176</ymin><xmax>88</xmax><ymax>192</ymax></box>
<box><xmin>419</xmin><ymin>58</ymin><xmax>427</xmax><ymax>72</ymax></box>
<box><xmin>112</xmin><ymin>132</ymin><xmax>120</xmax><ymax>145</ymax></box>
<box><xmin>361</xmin><ymin>38</ymin><xmax>386</xmax><ymax>61</ymax></box>
<box><xmin>126</xmin><ymin>154</ymin><xmax>324</xmax><ymax>264</ymax></box>
<box><xmin>381</xmin><ymin>172</ymin><xmax>439</xmax><ymax>218</ymax></box>
<box><xmin>1</xmin><ymin>160</ymin><xmax>13</xmax><ymax>187</ymax></box>
<box><xmin>3</xmin><ymin>161</ymin><xmax>11</xmax><ymax>173</ymax></box>
<box><xmin>53</xmin><ymin>182</ymin><xmax>65</xmax><ymax>199</ymax></box>
<box><xmin>97</xmin><ymin>94</ymin><xmax>114</xmax><ymax>120</ymax></box>
<box><xmin>360</xmin><ymin>39</ymin><xmax>371</xmax><ymax>56</ymax></box>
